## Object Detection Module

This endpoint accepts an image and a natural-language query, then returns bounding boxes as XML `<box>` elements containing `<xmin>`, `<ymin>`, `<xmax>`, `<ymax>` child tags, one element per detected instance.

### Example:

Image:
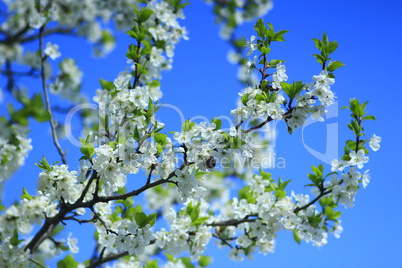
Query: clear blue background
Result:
<box><xmin>1</xmin><ymin>0</ymin><xmax>401</xmax><ymax>267</ymax></box>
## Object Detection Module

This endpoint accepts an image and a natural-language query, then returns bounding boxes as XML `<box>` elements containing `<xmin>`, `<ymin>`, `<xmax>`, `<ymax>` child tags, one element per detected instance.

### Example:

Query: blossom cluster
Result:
<box><xmin>206</xmin><ymin>0</ymin><xmax>274</xmax><ymax>39</ymax></box>
<box><xmin>155</xmin><ymin>205</ymin><xmax>213</xmax><ymax>260</ymax></box>
<box><xmin>0</xmin><ymin>1</ymin><xmax>382</xmax><ymax>267</ymax></box>
<box><xmin>95</xmin><ymin>217</ymin><xmax>154</xmax><ymax>257</ymax></box>
<box><xmin>0</xmin><ymin>124</ymin><xmax>32</xmax><ymax>183</ymax></box>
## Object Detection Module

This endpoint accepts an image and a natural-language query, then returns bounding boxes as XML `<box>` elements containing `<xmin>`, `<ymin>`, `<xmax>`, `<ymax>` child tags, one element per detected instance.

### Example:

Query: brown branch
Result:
<box><xmin>20</xmin><ymin>27</ymin><xmax>74</xmax><ymax>44</ymax></box>
<box><xmin>244</xmin><ymin>116</ymin><xmax>273</xmax><ymax>133</ymax></box>
<box><xmin>23</xmin><ymin>164</ymin><xmax>185</xmax><ymax>253</ymax></box>
<box><xmin>0</xmin><ymin>25</ymin><xmax>30</xmax><ymax>45</ymax></box>
<box><xmin>294</xmin><ymin>189</ymin><xmax>332</xmax><ymax>214</ymax></box>
<box><xmin>212</xmin><ymin>234</ymin><xmax>234</xmax><ymax>248</ymax></box>
<box><xmin>208</xmin><ymin>215</ymin><xmax>257</xmax><ymax>227</ymax></box>
<box><xmin>86</xmin><ymin>251</ymin><xmax>129</xmax><ymax>268</ymax></box>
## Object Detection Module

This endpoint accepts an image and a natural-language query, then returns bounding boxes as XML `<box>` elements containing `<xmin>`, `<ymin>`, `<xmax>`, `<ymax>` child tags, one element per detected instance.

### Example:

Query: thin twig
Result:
<box><xmin>39</xmin><ymin>24</ymin><xmax>67</xmax><ymax>165</ymax></box>
<box><xmin>86</xmin><ymin>251</ymin><xmax>129</xmax><ymax>268</ymax></box>
<box><xmin>89</xmin><ymin>206</ymin><xmax>118</xmax><ymax>236</ymax></box>
<box><xmin>209</xmin><ymin>215</ymin><xmax>257</xmax><ymax>227</ymax></box>
<box><xmin>294</xmin><ymin>189</ymin><xmax>332</xmax><ymax>213</ymax></box>
<box><xmin>212</xmin><ymin>234</ymin><xmax>234</xmax><ymax>248</ymax></box>
<box><xmin>29</xmin><ymin>258</ymin><xmax>47</xmax><ymax>268</ymax></box>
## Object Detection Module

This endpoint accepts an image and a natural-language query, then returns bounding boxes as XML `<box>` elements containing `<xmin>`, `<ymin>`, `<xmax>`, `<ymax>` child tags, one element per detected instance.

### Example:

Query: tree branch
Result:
<box><xmin>86</xmin><ymin>251</ymin><xmax>129</xmax><ymax>268</ymax></box>
<box><xmin>209</xmin><ymin>215</ymin><xmax>257</xmax><ymax>227</ymax></box>
<box><xmin>294</xmin><ymin>189</ymin><xmax>332</xmax><ymax>214</ymax></box>
<box><xmin>23</xmin><ymin>165</ymin><xmax>183</xmax><ymax>253</ymax></box>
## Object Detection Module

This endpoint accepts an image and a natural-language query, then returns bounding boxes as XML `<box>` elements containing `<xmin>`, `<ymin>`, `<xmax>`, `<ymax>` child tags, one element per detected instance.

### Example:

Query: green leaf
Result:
<box><xmin>125</xmin><ymin>205</ymin><xmax>143</xmax><ymax>221</ymax></box>
<box><xmin>131</xmin><ymin>4</ymin><xmax>140</xmax><ymax>18</ymax></box>
<box><xmin>199</xmin><ymin>255</ymin><xmax>212</xmax><ymax>267</ymax></box>
<box><xmin>139</xmin><ymin>8</ymin><xmax>154</xmax><ymax>23</ymax></box>
<box><xmin>21</xmin><ymin>188</ymin><xmax>33</xmax><ymax>200</ymax></box>
<box><xmin>278</xmin><ymin>179</ymin><xmax>291</xmax><ymax>191</ymax></box>
<box><xmin>229</xmin><ymin>136</ymin><xmax>246</xmax><ymax>149</ymax></box>
<box><xmin>238</xmin><ymin>186</ymin><xmax>255</xmax><ymax>202</ymax></box>
<box><xmin>183</xmin><ymin>120</ymin><xmax>195</xmax><ymax>132</ymax></box>
<box><xmin>133</xmin><ymin>126</ymin><xmax>141</xmax><ymax>141</ymax></box>
<box><xmin>57</xmin><ymin>255</ymin><xmax>79</xmax><ymax>268</ymax></box>
<box><xmin>30</xmin><ymin>94</ymin><xmax>50</xmax><ymax>122</ymax></box>
<box><xmin>321</xmin><ymin>33</ymin><xmax>329</xmax><ymax>46</ymax></box>
<box><xmin>32</xmin><ymin>109</ymin><xmax>50</xmax><ymax>122</ymax></box>
<box><xmin>10</xmin><ymin>229</ymin><xmax>25</xmax><ymax>246</ymax></box>
<box><xmin>312</xmin><ymin>53</ymin><xmax>325</xmax><ymax>65</ymax></box>
<box><xmin>328</xmin><ymin>40</ymin><xmax>339</xmax><ymax>54</ymax></box>
<box><xmin>51</xmin><ymin>225</ymin><xmax>65</xmax><ymax>236</ymax></box>
<box><xmin>180</xmin><ymin>257</ymin><xmax>194</xmax><ymax>268</ymax></box>
<box><xmin>241</xmin><ymin>93</ymin><xmax>249</xmax><ymax>105</ymax></box>
<box><xmin>145</xmin><ymin>260</ymin><xmax>159</xmax><ymax>268</ymax></box>
<box><xmin>308</xmin><ymin>165</ymin><xmax>324</xmax><ymax>186</ymax></box>
<box><xmin>148</xmin><ymin>80</ymin><xmax>160</xmax><ymax>88</ymax></box>
<box><xmin>254</xmin><ymin>93</ymin><xmax>267</xmax><ymax>103</ymax></box>
<box><xmin>346</xmin><ymin>140</ymin><xmax>356</xmax><ymax>151</ymax></box>
<box><xmin>212</xmin><ymin>118</ymin><xmax>222</xmax><ymax>130</ymax></box>
<box><xmin>327</xmin><ymin>61</ymin><xmax>345</xmax><ymax>72</ymax></box>
<box><xmin>133</xmin><ymin>211</ymin><xmax>156</xmax><ymax>228</ymax></box>
<box><xmin>266</xmin><ymin>23</ymin><xmax>276</xmax><ymax>41</ymax></box>
<box><xmin>307</xmin><ymin>173</ymin><xmax>317</xmax><ymax>184</ymax></box>
<box><xmin>147</xmin><ymin>213</ymin><xmax>157</xmax><ymax>227</ymax></box>
<box><xmin>135</xmin><ymin>212</ymin><xmax>148</xmax><ymax>228</ymax></box>
<box><xmin>58</xmin><ymin>244</ymin><xmax>69</xmax><ymax>251</ymax></box>
<box><xmin>153</xmin><ymin>133</ymin><xmax>168</xmax><ymax>146</ymax></box>
<box><xmin>293</xmin><ymin>229</ymin><xmax>301</xmax><ymax>244</ymax></box>
<box><xmin>190</xmin><ymin>203</ymin><xmax>200</xmax><ymax>222</ymax></box>
<box><xmin>35</xmin><ymin>156</ymin><xmax>52</xmax><ymax>171</ymax></box>
<box><xmin>80</xmin><ymin>137</ymin><xmax>95</xmax><ymax>159</ymax></box>
<box><xmin>268</xmin><ymin>59</ymin><xmax>284</xmax><ymax>67</ymax></box>
<box><xmin>281</xmin><ymin>81</ymin><xmax>304</xmax><ymax>100</ymax></box>
<box><xmin>254</xmin><ymin>19</ymin><xmax>266</xmax><ymax>38</ymax></box>
<box><xmin>319</xmin><ymin>196</ymin><xmax>334</xmax><ymax>207</ymax></box>
<box><xmin>363</xmin><ymin>115</ymin><xmax>376</xmax><ymax>120</ymax></box>
<box><xmin>324</xmin><ymin>207</ymin><xmax>342</xmax><ymax>220</ymax></box>
<box><xmin>156</xmin><ymin>143</ymin><xmax>163</xmax><ymax>154</ymax></box>
<box><xmin>312</xmin><ymin>38</ymin><xmax>322</xmax><ymax>50</ymax></box>
<box><xmin>308</xmin><ymin>213</ymin><xmax>323</xmax><ymax>227</ymax></box>
<box><xmin>126</xmin><ymin>30</ymin><xmax>138</xmax><ymax>39</ymax></box>
<box><xmin>311</xmin><ymin>164</ymin><xmax>323</xmax><ymax>178</ymax></box>
<box><xmin>275</xmin><ymin>189</ymin><xmax>286</xmax><ymax>198</ymax></box>
<box><xmin>273</xmin><ymin>30</ymin><xmax>289</xmax><ymax>42</ymax></box>
<box><xmin>191</xmin><ymin>217</ymin><xmax>210</xmax><ymax>227</ymax></box>
<box><xmin>99</xmin><ymin>79</ymin><xmax>115</xmax><ymax>90</ymax></box>
<box><xmin>166</xmin><ymin>253</ymin><xmax>174</xmax><ymax>262</ymax></box>
<box><xmin>260</xmin><ymin>171</ymin><xmax>272</xmax><ymax>181</ymax></box>
<box><xmin>327</xmin><ymin>72</ymin><xmax>335</xmax><ymax>78</ymax></box>
<box><xmin>259</xmin><ymin>46</ymin><xmax>271</xmax><ymax>55</ymax></box>
<box><xmin>220</xmin><ymin>132</ymin><xmax>230</xmax><ymax>141</ymax></box>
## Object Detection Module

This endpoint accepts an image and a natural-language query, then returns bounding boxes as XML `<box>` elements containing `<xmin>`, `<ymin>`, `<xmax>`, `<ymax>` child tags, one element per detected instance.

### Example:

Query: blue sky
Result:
<box><xmin>1</xmin><ymin>0</ymin><xmax>402</xmax><ymax>267</ymax></box>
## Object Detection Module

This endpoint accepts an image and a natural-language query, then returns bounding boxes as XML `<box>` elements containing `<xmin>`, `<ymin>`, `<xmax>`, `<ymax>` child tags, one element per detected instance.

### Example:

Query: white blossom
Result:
<box><xmin>44</xmin><ymin>42</ymin><xmax>61</xmax><ymax>60</ymax></box>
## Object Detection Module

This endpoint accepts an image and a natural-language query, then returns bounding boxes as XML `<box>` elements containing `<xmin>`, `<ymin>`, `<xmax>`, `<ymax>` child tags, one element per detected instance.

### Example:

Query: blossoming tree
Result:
<box><xmin>0</xmin><ymin>0</ymin><xmax>381</xmax><ymax>267</ymax></box>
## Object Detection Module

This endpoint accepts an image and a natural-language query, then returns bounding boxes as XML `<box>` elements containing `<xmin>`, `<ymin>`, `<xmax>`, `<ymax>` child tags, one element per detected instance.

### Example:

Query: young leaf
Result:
<box><xmin>199</xmin><ymin>256</ymin><xmax>212</xmax><ymax>267</ymax></box>
<box><xmin>21</xmin><ymin>188</ymin><xmax>33</xmax><ymax>200</ymax></box>
<box><xmin>254</xmin><ymin>19</ymin><xmax>266</xmax><ymax>38</ymax></box>
<box><xmin>327</xmin><ymin>61</ymin><xmax>345</xmax><ymax>72</ymax></box>
<box><xmin>139</xmin><ymin>8</ymin><xmax>154</xmax><ymax>23</ymax></box>
<box><xmin>293</xmin><ymin>229</ymin><xmax>301</xmax><ymax>244</ymax></box>
<box><xmin>135</xmin><ymin>212</ymin><xmax>148</xmax><ymax>228</ymax></box>
<box><xmin>10</xmin><ymin>229</ymin><xmax>25</xmax><ymax>246</ymax></box>
<box><xmin>212</xmin><ymin>118</ymin><xmax>222</xmax><ymax>130</ymax></box>
<box><xmin>57</xmin><ymin>255</ymin><xmax>79</xmax><ymax>268</ymax></box>
<box><xmin>35</xmin><ymin>156</ymin><xmax>52</xmax><ymax>171</ymax></box>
